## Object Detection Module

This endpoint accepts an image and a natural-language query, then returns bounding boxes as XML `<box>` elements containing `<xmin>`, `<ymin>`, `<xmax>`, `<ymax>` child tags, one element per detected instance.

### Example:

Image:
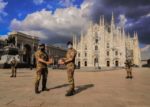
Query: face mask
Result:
<box><xmin>68</xmin><ymin>44</ymin><xmax>72</xmax><ymax>49</ymax></box>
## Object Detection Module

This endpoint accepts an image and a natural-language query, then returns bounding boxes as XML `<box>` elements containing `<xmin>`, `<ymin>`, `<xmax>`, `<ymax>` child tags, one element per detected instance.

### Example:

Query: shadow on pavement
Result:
<box><xmin>75</xmin><ymin>84</ymin><xmax>94</xmax><ymax>95</ymax></box>
<box><xmin>50</xmin><ymin>84</ymin><xmax>69</xmax><ymax>90</ymax></box>
<box><xmin>15</xmin><ymin>75</ymin><xmax>32</xmax><ymax>77</ymax></box>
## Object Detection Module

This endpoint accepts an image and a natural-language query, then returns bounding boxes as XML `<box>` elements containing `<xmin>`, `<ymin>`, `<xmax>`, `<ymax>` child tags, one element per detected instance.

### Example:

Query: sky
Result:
<box><xmin>0</xmin><ymin>0</ymin><xmax>150</xmax><ymax>59</ymax></box>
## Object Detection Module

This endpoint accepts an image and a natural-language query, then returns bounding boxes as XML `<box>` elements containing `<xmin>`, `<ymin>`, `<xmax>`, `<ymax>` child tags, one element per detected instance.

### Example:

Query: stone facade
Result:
<box><xmin>8</xmin><ymin>32</ymin><xmax>66</xmax><ymax>66</ymax></box>
<box><xmin>46</xmin><ymin>45</ymin><xmax>66</xmax><ymax>65</ymax></box>
<box><xmin>73</xmin><ymin>14</ymin><xmax>141</xmax><ymax>68</ymax></box>
<box><xmin>8</xmin><ymin>31</ymin><xmax>39</xmax><ymax>65</ymax></box>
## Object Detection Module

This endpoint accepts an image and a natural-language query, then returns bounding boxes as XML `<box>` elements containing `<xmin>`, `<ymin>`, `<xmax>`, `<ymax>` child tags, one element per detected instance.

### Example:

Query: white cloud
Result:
<box><xmin>141</xmin><ymin>45</ymin><xmax>150</xmax><ymax>60</ymax></box>
<box><xmin>33</xmin><ymin>0</ymin><xmax>44</xmax><ymax>5</ymax></box>
<box><xmin>146</xmin><ymin>13</ymin><xmax>150</xmax><ymax>17</ymax></box>
<box><xmin>141</xmin><ymin>13</ymin><xmax>150</xmax><ymax>19</ymax></box>
<box><xmin>118</xmin><ymin>14</ymin><xmax>127</xmax><ymax>28</ymax></box>
<box><xmin>0</xmin><ymin>0</ymin><xmax>8</xmax><ymax>21</ymax></box>
<box><xmin>10</xmin><ymin>1</ymin><xmax>92</xmax><ymax>44</ymax></box>
<box><xmin>141</xmin><ymin>45</ymin><xmax>150</xmax><ymax>52</ymax></box>
<box><xmin>0</xmin><ymin>35</ymin><xmax>8</xmax><ymax>40</ymax></box>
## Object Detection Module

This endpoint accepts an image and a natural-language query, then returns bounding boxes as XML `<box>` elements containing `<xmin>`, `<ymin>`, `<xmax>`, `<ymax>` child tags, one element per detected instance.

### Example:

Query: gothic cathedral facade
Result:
<box><xmin>73</xmin><ymin>14</ymin><xmax>141</xmax><ymax>68</ymax></box>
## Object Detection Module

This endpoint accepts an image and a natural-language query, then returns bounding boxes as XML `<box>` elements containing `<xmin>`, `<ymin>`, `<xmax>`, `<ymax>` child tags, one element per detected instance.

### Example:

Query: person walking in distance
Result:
<box><xmin>10</xmin><ymin>57</ymin><xmax>18</xmax><ymax>78</ymax></box>
<box><xmin>125</xmin><ymin>59</ymin><xmax>133</xmax><ymax>79</ymax></box>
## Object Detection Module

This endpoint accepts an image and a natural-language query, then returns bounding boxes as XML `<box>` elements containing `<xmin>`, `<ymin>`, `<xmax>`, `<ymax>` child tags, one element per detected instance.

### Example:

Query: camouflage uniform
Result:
<box><xmin>64</xmin><ymin>48</ymin><xmax>77</xmax><ymax>92</ymax></box>
<box><xmin>35</xmin><ymin>50</ymin><xmax>49</xmax><ymax>92</ymax></box>
<box><xmin>125</xmin><ymin>60</ymin><xmax>133</xmax><ymax>79</ymax></box>
<box><xmin>10</xmin><ymin>58</ymin><xmax>17</xmax><ymax>77</ymax></box>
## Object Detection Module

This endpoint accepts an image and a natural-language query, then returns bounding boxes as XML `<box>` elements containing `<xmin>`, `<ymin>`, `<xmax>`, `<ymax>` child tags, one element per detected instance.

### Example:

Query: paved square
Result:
<box><xmin>0</xmin><ymin>68</ymin><xmax>150</xmax><ymax>107</ymax></box>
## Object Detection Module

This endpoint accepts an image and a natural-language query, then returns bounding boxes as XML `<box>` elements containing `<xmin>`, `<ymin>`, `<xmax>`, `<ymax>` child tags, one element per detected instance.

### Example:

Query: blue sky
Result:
<box><xmin>0</xmin><ymin>0</ymin><xmax>150</xmax><ymax>48</ymax></box>
<box><xmin>0</xmin><ymin>0</ymin><xmax>83</xmax><ymax>35</ymax></box>
<box><xmin>0</xmin><ymin>0</ymin><xmax>150</xmax><ymax>59</ymax></box>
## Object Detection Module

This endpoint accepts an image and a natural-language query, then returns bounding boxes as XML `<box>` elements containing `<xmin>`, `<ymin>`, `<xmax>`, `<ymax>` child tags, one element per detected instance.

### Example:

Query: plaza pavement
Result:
<box><xmin>0</xmin><ymin>67</ymin><xmax>150</xmax><ymax>107</ymax></box>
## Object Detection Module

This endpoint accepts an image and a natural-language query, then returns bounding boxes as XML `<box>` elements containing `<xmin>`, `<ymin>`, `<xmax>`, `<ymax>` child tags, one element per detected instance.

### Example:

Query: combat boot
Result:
<box><xmin>10</xmin><ymin>75</ymin><xmax>13</xmax><ymax>78</ymax></box>
<box><xmin>35</xmin><ymin>90</ymin><xmax>40</xmax><ymax>94</ymax></box>
<box><xmin>66</xmin><ymin>89</ymin><xmax>75</xmax><ymax>93</ymax></box>
<box><xmin>42</xmin><ymin>87</ymin><xmax>50</xmax><ymax>91</ymax></box>
<box><xmin>65</xmin><ymin>90</ymin><xmax>75</xmax><ymax>96</ymax></box>
<box><xmin>35</xmin><ymin>87</ymin><xmax>40</xmax><ymax>94</ymax></box>
<box><xmin>129</xmin><ymin>76</ymin><xmax>133</xmax><ymax>79</ymax></box>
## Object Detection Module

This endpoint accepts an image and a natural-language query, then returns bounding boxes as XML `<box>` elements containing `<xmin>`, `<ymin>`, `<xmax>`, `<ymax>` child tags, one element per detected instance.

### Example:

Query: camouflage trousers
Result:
<box><xmin>35</xmin><ymin>68</ymin><xmax>48</xmax><ymax>91</ymax></box>
<box><xmin>126</xmin><ymin>68</ymin><xmax>132</xmax><ymax>73</ymax></box>
<box><xmin>67</xmin><ymin>68</ymin><xmax>75</xmax><ymax>92</ymax></box>
<box><xmin>11</xmin><ymin>67</ymin><xmax>16</xmax><ymax>77</ymax></box>
<box><xmin>126</xmin><ymin>68</ymin><xmax>132</xmax><ymax>76</ymax></box>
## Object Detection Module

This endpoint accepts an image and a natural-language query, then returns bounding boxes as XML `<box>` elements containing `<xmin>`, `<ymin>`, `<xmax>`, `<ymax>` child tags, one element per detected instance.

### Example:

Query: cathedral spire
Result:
<box><xmin>99</xmin><ymin>16</ymin><xmax>102</xmax><ymax>26</ymax></box>
<box><xmin>74</xmin><ymin>34</ymin><xmax>77</xmax><ymax>49</ymax></box>
<box><xmin>81</xmin><ymin>31</ymin><xmax>84</xmax><ymax>41</ymax></box>
<box><xmin>134</xmin><ymin>31</ymin><xmax>136</xmax><ymax>38</ymax></box>
<box><xmin>89</xmin><ymin>21</ymin><xmax>93</xmax><ymax>31</ymax></box>
<box><xmin>135</xmin><ymin>32</ymin><xmax>138</xmax><ymax>39</ymax></box>
<box><xmin>122</xmin><ymin>27</ymin><xmax>125</xmax><ymax>40</ymax></box>
<box><xmin>122</xmin><ymin>27</ymin><xmax>125</xmax><ymax>36</ymax></box>
<box><xmin>102</xmin><ymin>15</ymin><xmax>105</xmax><ymax>26</ymax></box>
<box><xmin>127</xmin><ymin>32</ymin><xmax>130</xmax><ymax>40</ymax></box>
<box><xmin>135</xmin><ymin>32</ymin><xmax>139</xmax><ymax>44</ymax></box>
<box><xmin>111</xmin><ymin>12</ymin><xmax>115</xmax><ymax>32</ymax></box>
<box><xmin>111</xmin><ymin>12</ymin><xmax>115</xmax><ymax>26</ymax></box>
<box><xmin>133</xmin><ymin>31</ymin><xmax>138</xmax><ymax>40</ymax></box>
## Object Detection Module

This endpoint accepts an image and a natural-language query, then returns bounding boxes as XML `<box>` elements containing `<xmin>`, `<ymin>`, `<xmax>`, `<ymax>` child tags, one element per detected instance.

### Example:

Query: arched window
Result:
<box><xmin>107</xmin><ymin>51</ymin><xmax>109</xmax><ymax>56</ymax></box>
<box><xmin>78</xmin><ymin>61</ymin><xmax>80</xmax><ymax>68</ymax></box>
<box><xmin>85</xmin><ymin>53</ymin><xmax>87</xmax><ymax>57</ymax></box>
<box><xmin>107</xmin><ymin>61</ymin><xmax>110</xmax><ymax>67</ymax></box>
<box><xmin>115</xmin><ymin>61</ymin><xmax>119</xmax><ymax>67</ymax></box>
<box><xmin>78</xmin><ymin>53</ymin><xmax>80</xmax><ymax>57</ymax></box>
<box><xmin>115</xmin><ymin>51</ymin><xmax>118</xmax><ymax>56</ymax></box>
<box><xmin>95</xmin><ymin>46</ymin><xmax>98</xmax><ymax>50</ymax></box>
<box><xmin>85</xmin><ymin>45</ymin><xmax>87</xmax><ymax>50</ymax></box>
<box><xmin>85</xmin><ymin>61</ymin><xmax>87</xmax><ymax>66</ymax></box>
<box><xmin>107</xmin><ymin>43</ymin><xmax>109</xmax><ymax>48</ymax></box>
<box><xmin>94</xmin><ymin>58</ymin><xmax>98</xmax><ymax>66</ymax></box>
<box><xmin>95</xmin><ymin>39</ymin><xmax>98</xmax><ymax>43</ymax></box>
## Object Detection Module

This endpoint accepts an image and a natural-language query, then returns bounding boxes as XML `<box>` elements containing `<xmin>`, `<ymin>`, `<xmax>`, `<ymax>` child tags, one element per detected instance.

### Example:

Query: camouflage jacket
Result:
<box><xmin>125</xmin><ymin>60</ymin><xmax>133</xmax><ymax>69</ymax></box>
<box><xmin>35</xmin><ymin>50</ymin><xmax>48</xmax><ymax>68</ymax></box>
<box><xmin>64</xmin><ymin>48</ymin><xmax>77</xmax><ymax>69</ymax></box>
<box><xmin>11</xmin><ymin>59</ymin><xmax>17</xmax><ymax>67</ymax></box>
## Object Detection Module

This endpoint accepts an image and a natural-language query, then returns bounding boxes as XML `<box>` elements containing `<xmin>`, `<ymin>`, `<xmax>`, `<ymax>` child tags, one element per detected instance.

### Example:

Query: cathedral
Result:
<box><xmin>73</xmin><ymin>14</ymin><xmax>141</xmax><ymax>68</ymax></box>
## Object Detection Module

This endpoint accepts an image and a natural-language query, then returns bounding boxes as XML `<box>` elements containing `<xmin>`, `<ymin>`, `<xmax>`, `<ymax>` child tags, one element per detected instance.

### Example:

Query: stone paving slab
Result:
<box><xmin>0</xmin><ymin>68</ymin><xmax>150</xmax><ymax>107</ymax></box>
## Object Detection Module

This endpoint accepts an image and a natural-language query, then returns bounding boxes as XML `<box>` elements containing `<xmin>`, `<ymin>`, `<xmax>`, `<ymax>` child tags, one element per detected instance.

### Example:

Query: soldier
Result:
<box><xmin>59</xmin><ymin>41</ymin><xmax>77</xmax><ymax>96</ymax></box>
<box><xmin>124</xmin><ymin>59</ymin><xmax>133</xmax><ymax>79</ymax></box>
<box><xmin>34</xmin><ymin>43</ymin><xmax>53</xmax><ymax>94</ymax></box>
<box><xmin>10</xmin><ymin>57</ymin><xmax>18</xmax><ymax>78</ymax></box>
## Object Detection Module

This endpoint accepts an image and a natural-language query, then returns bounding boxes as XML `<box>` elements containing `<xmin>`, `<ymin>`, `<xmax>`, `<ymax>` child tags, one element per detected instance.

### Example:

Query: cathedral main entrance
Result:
<box><xmin>94</xmin><ymin>58</ymin><xmax>99</xmax><ymax>67</ymax></box>
<box><xmin>84</xmin><ymin>61</ymin><xmax>87</xmax><ymax>66</ymax></box>
<box><xmin>107</xmin><ymin>61</ymin><xmax>110</xmax><ymax>67</ymax></box>
<box><xmin>78</xmin><ymin>61</ymin><xmax>80</xmax><ymax>68</ymax></box>
<box><xmin>115</xmin><ymin>61</ymin><xmax>119</xmax><ymax>67</ymax></box>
